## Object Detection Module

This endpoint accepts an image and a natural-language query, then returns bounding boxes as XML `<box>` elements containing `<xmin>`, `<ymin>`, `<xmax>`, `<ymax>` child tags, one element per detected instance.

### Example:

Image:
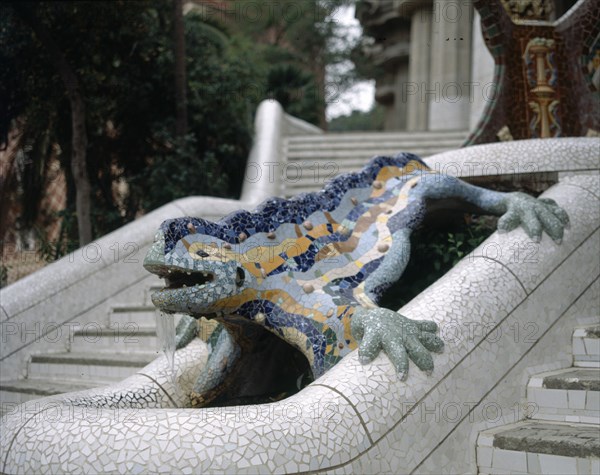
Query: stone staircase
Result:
<box><xmin>0</xmin><ymin>281</ymin><xmax>166</xmax><ymax>416</ymax></box>
<box><xmin>281</xmin><ymin>130</ymin><xmax>467</xmax><ymax>196</ymax></box>
<box><xmin>477</xmin><ymin>324</ymin><xmax>600</xmax><ymax>474</ymax></box>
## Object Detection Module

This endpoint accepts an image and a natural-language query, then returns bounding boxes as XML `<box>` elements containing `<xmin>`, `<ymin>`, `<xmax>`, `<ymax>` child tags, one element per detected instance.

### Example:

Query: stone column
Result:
<box><xmin>391</xmin><ymin>61</ymin><xmax>410</xmax><ymax>130</ymax></box>
<box><xmin>406</xmin><ymin>5</ymin><xmax>433</xmax><ymax>131</ymax></box>
<box><xmin>427</xmin><ymin>0</ymin><xmax>474</xmax><ymax>130</ymax></box>
<box><xmin>469</xmin><ymin>9</ymin><xmax>496</xmax><ymax>131</ymax></box>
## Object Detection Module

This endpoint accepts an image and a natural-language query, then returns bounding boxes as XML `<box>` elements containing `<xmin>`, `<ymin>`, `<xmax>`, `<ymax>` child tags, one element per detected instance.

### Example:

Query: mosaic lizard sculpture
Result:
<box><xmin>144</xmin><ymin>153</ymin><xmax>569</xmax><ymax>407</ymax></box>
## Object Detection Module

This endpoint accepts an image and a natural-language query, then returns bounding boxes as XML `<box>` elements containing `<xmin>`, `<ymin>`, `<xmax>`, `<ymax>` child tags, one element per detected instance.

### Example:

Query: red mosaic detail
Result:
<box><xmin>467</xmin><ymin>0</ymin><xmax>600</xmax><ymax>145</ymax></box>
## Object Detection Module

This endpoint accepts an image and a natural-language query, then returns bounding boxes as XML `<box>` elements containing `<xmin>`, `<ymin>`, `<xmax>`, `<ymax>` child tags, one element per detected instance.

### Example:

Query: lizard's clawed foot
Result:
<box><xmin>351</xmin><ymin>307</ymin><xmax>444</xmax><ymax>380</ymax></box>
<box><xmin>497</xmin><ymin>193</ymin><xmax>569</xmax><ymax>243</ymax></box>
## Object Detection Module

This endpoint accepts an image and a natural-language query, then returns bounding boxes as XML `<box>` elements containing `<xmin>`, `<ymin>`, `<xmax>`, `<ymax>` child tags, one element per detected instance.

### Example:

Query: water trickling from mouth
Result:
<box><xmin>156</xmin><ymin>311</ymin><xmax>177</xmax><ymax>385</ymax></box>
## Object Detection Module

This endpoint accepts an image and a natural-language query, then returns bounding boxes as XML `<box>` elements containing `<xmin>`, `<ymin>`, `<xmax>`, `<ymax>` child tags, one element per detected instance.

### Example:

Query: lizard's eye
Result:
<box><xmin>196</xmin><ymin>250</ymin><xmax>210</xmax><ymax>258</ymax></box>
<box><xmin>235</xmin><ymin>267</ymin><xmax>245</xmax><ymax>287</ymax></box>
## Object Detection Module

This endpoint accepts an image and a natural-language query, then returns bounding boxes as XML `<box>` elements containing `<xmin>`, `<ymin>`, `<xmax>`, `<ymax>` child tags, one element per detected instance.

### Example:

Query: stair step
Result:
<box><xmin>283</xmin><ymin>157</ymin><xmax>445</xmax><ymax>171</ymax></box>
<box><xmin>282</xmin><ymin>131</ymin><xmax>466</xmax><ymax>195</ymax></box>
<box><xmin>491</xmin><ymin>421</ymin><xmax>600</xmax><ymax>457</ymax></box>
<box><xmin>280</xmin><ymin>149</ymin><xmax>456</xmax><ymax>196</ymax></box>
<box><xmin>285</xmin><ymin>141</ymin><xmax>463</xmax><ymax>153</ymax></box>
<box><xmin>477</xmin><ymin>420</ymin><xmax>600</xmax><ymax>475</ymax></box>
<box><xmin>527</xmin><ymin>368</ymin><xmax>600</xmax><ymax>424</ymax></box>
<box><xmin>542</xmin><ymin>368</ymin><xmax>600</xmax><ymax>391</ymax></box>
<box><xmin>0</xmin><ymin>378</ymin><xmax>104</xmax><ymax>411</ymax></box>
<box><xmin>284</xmin><ymin>148</ymin><xmax>455</xmax><ymax>160</ymax></box>
<box><xmin>28</xmin><ymin>351</ymin><xmax>158</xmax><ymax>383</ymax></box>
<box><xmin>31</xmin><ymin>352</ymin><xmax>157</xmax><ymax>366</ymax></box>
<box><xmin>286</xmin><ymin>131</ymin><xmax>467</xmax><ymax>143</ymax></box>
<box><xmin>573</xmin><ymin>325</ymin><xmax>600</xmax><ymax>367</ymax></box>
<box><xmin>70</xmin><ymin>327</ymin><xmax>159</xmax><ymax>352</ymax></box>
<box><xmin>0</xmin><ymin>378</ymin><xmax>104</xmax><ymax>396</ymax></box>
<box><xmin>109</xmin><ymin>305</ymin><xmax>159</xmax><ymax>328</ymax></box>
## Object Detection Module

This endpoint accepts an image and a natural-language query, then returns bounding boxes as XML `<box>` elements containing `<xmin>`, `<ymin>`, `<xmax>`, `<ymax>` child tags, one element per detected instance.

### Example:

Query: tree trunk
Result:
<box><xmin>173</xmin><ymin>0</ymin><xmax>188</xmax><ymax>137</ymax></box>
<box><xmin>69</xmin><ymin>92</ymin><xmax>92</xmax><ymax>245</ymax></box>
<box><xmin>14</xmin><ymin>5</ymin><xmax>93</xmax><ymax>246</ymax></box>
<box><xmin>314</xmin><ymin>59</ymin><xmax>328</xmax><ymax>130</ymax></box>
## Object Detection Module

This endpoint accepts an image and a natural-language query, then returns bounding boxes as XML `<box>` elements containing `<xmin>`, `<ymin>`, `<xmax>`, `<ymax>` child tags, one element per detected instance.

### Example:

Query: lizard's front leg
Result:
<box><xmin>353</xmin><ymin>228</ymin><xmax>444</xmax><ymax>380</ymax></box>
<box><xmin>415</xmin><ymin>173</ymin><xmax>570</xmax><ymax>243</ymax></box>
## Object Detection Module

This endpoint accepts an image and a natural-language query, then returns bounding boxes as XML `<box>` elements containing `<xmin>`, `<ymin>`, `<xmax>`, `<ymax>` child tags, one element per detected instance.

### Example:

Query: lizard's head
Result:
<box><xmin>144</xmin><ymin>218</ymin><xmax>251</xmax><ymax>315</ymax></box>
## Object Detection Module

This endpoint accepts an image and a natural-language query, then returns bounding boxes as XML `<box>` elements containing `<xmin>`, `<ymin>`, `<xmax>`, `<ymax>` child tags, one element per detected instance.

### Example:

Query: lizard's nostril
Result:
<box><xmin>235</xmin><ymin>267</ymin><xmax>245</xmax><ymax>287</ymax></box>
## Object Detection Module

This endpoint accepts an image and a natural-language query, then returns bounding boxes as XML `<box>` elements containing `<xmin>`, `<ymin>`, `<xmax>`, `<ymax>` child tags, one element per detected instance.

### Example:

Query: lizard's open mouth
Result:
<box><xmin>163</xmin><ymin>270</ymin><xmax>214</xmax><ymax>289</ymax></box>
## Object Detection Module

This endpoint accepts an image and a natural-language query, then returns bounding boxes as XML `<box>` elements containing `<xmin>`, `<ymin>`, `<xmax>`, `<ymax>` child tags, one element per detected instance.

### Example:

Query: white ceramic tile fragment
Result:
<box><xmin>572</xmin><ymin>336</ymin><xmax>587</xmax><ymax>356</ymax></box>
<box><xmin>491</xmin><ymin>448</ymin><xmax>527</xmax><ymax>472</ymax></box>
<box><xmin>576</xmin><ymin>457</ymin><xmax>591</xmax><ymax>474</ymax></box>
<box><xmin>585</xmin><ymin>390</ymin><xmax>599</xmax><ymax>411</ymax></box>
<box><xmin>534</xmin><ymin>389</ymin><xmax>569</xmax><ymax>409</ymax></box>
<box><xmin>526</xmin><ymin>452</ymin><xmax>542</xmax><ymax>474</ymax></box>
<box><xmin>584</xmin><ymin>338</ymin><xmax>600</xmax><ymax>358</ymax></box>
<box><xmin>538</xmin><ymin>453</ymin><xmax>578</xmax><ymax>475</ymax></box>
<box><xmin>477</xmin><ymin>446</ymin><xmax>493</xmax><ymax>468</ymax></box>
<box><xmin>567</xmin><ymin>390</ymin><xmax>586</xmax><ymax>410</ymax></box>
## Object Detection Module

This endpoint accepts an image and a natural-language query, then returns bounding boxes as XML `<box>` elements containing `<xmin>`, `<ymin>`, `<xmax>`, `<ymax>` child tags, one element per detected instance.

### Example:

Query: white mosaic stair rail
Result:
<box><xmin>0</xmin><ymin>379</ymin><xmax>101</xmax><ymax>413</ymax></box>
<box><xmin>281</xmin><ymin>135</ymin><xmax>598</xmax><ymax>198</ymax></box>
<box><xmin>239</xmin><ymin>100</ymin><xmax>323</xmax><ymax>204</ymax></box>
<box><xmin>421</xmin><ymin>137</ymin><xmax>600</xmax><ymax>181</ymax></box>
<box><xmin>1</xmin><ymin>169</ymin><xmax>598</xmax><ymax>474</ymax></box>
<box><xmin>573</xmin><ymin>325</ymin><xmax>600</xmax><ymax>367</ymax></box>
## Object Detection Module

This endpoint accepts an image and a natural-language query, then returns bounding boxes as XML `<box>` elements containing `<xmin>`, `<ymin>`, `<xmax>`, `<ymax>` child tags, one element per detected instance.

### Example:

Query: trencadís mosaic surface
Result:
<box><xmin>141</xmin><ymin>152</ymin><xmax>569</xmax><ymax>407</ymax></box>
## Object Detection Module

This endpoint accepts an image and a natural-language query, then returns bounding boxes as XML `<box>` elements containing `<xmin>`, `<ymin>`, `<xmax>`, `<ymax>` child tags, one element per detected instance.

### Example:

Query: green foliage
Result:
<box><xmin>328</xmin><ymin>105</ymin><xmax>385</xmax><ymax>131</ymax></box>
<box><xmin>132</xmin><ymin>134</ymin><xmax>230</xmax><ymax>212</ymax></box>
<box><xmin>220</xmin><ymin>0</ymin><xmax>358</xmax><ymax>127</ymax></box>
<box><xmin>32</xmin><ymin>209</ymin><xmax>79</xmax><ymax>262</ymax></box>
<box><xmin>378</xmin><ymin>215</ymin><xmax>497</xmax><ymax>311</ymax></box>
<box><xmin>1</xmin><ymin>0</ymin><xmax>367</xmax><ymax>262</ymax></box>
<box><xmin>2</xmin><ymin>1</ymin><xmax>257</xmax><ymax>248</ymax></box>
<box><xmin>265</xmin><ymin>64</ymin><xmax>318</xmax><ymax>124</ymax></box>
<box><xmin>0</xmin><ymin>264</ymin><xmax>9</xmax><ymax>288</ymax></box>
